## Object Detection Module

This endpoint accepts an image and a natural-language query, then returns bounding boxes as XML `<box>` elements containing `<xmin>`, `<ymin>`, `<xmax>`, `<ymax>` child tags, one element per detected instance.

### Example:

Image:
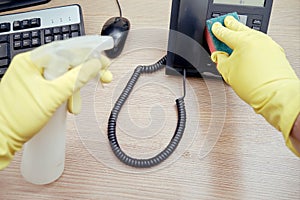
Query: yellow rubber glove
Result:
<box><xmin>211</xmin><ymin>16</ymin><xmax>300</xmax><ymax>156</ymax></box>
<box><xmin>0</xmin><ymin>36</ymin><xmax>113</xmax><ymax>170</ymax></box>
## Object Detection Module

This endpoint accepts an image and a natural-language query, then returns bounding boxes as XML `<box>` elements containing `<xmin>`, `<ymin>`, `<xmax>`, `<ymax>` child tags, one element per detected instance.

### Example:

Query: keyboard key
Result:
<box><xmin>23</xmin><ymin>40</ymin><xmax>31</xmax><ymax>48</ymax></box>
<box><xmin>0</xmin><ymin>23</ymin><xmax>10</xmax><ymax>33</ymax></box>
<box><xmin>31</xmin><ymin>38</ymin><xmax>40</xmax><ymax>47</ymax></box>
<box><xmin>22</xmin><ymin>20</ymin><xmax>30</xmax><ymax>29</ymax></box>
<box><xmin>13</xmin><ymin>34</ymin><xmax>21</xmax><ymax>40</ymax></box>
<box><xmin>212</xmin><ymin>13</ymin><xmax>221</xmax><ymax>18</ymax></box>
<box><xmin>13</xmin><ymin>21</ymin><xmax>21</xmax><ymax>30</ymax></box>
<box><xmin>22</xmin><ymin>32</ymin><xmax>31</xmax><ymax>39</ymax></box>
<box><xmin>53</xmin><ymin>27</ymin><xmax>61</xmax><ymax>34</ymax></box>
<box><xmin>54</xmin><ymin>34</ymin><xmax>62</xmax><ymax>41</ymax></box>
<box><xmin>0</xmin><ymin>58</ymin><xmax>9</xmax><ymax>67</ymax></box>
<box><xmin>14</xmin><ymin>41</ymin><xmax>22</xmax><ymax>49</ymax></box>
<box><xmin>0</xmin><ymin>35</ymin><xmax>8</xmax><ymax>43</ymax></box>
<box><xmin>253</xmin><ymin>19</ymin><xmax>262</xmax><ymax>25</ymax></box>
<box><xmin>62</xmin><ymin>26</ymin><xmax>70</xmax><ymax>33</ymax></box>
<box><xmin>70</xmin><ymin>24</ymin><xmax>79</xmax><ymax>32</ymax></box>
<box><xmin>30</xmin><ymin>18</ymin><xmax>41</xmax><ymax>28</ymax></box>
<box><xmin>252</xmin><ymin>26</ymin><xmax>261</xmax><ymax>31</ymax></box>
<box><xmin>44</xmin><ymin>28</ymin><xmax>52</xmax><ymax>36</ymax></box>
<box><xmin>45</xmin><ymin>36</ymin><xmax>53</xmax><ymax>43</ymax></box>
<box><xmin>63</xmin><ymin>33</ymin><xmax>70</xmax><ymax>40</ymax></box>
<box><xmin>71</xmin><ymin>32</ymin><xmax>79</xmax><ymax>38</ymax></box>
<box><xmin>31</xmin><ymin>30</ymin><xmax>40</xmax><ymax>38</ymax></box>
<box><xmin>0</xmin><ymin>43</ymin><xmax>9</xmax><ymax>58</ymax></box>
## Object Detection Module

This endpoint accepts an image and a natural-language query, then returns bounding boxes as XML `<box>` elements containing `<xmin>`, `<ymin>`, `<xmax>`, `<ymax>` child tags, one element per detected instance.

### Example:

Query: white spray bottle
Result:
<box><xmin>20</xmin><ymin>35</ymin><xmax>114</xmax><ymax>185</ymax></box>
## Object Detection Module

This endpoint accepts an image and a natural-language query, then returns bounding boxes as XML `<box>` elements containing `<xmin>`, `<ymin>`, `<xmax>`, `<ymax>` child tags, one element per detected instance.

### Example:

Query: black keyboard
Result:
<box><xmin>0</xmin><ymin>4</ymin><xmax>85</xmax><ymax>78</ymax></box>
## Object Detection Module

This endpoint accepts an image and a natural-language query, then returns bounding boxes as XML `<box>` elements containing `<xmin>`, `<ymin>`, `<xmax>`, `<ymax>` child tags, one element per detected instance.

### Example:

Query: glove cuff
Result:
<box><xmin>252</xmin><ymin>79</ymin><xmax>300</xmax><ymax>156</ymax></box>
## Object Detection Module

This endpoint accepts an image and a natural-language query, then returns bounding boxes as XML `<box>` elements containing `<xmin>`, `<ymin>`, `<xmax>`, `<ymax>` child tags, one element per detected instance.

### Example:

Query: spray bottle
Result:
<box><xmin>20</xmin><ymin>35</ymin><xmax>114</xmax><ymax>185</ymax></box>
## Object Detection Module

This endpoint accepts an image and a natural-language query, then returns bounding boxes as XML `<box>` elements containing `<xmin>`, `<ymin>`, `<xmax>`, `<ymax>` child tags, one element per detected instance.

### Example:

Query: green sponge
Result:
<box><xmin>205</xmin><ymin>12</ymin><xmax>239</xmax><ymax>55</ymax></box>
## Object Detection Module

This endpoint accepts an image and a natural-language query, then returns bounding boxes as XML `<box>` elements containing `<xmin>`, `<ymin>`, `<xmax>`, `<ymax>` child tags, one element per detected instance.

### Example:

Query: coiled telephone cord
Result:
<box><xmin>107</xmin><ymin>55</ymin><xmax>187</xmax><ymax>168</ymax></box>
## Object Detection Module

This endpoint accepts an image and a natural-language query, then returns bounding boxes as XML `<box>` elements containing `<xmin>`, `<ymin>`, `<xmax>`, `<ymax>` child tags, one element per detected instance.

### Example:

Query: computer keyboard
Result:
<box><xmin>0</xmin><ymin>4</ymin><xmax>85</xmax><ymax>78</ymax></box>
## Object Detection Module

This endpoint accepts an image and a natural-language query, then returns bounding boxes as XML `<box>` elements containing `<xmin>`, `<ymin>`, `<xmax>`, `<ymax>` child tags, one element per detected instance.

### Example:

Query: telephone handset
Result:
<box><xmin>166</xmin><ymin>0</ymin><xmax>273</xmax><ymax>77</ymax></box>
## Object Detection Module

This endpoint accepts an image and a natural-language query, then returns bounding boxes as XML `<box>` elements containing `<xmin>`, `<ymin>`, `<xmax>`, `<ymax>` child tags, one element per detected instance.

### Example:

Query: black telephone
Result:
<box><xmin>166</xmin><ymin>0</ymin><xmax>273</xmax><ymax>77</ymax></box>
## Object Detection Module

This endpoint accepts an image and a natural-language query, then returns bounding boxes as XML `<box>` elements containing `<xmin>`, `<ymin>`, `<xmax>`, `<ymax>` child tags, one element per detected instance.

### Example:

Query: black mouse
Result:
<box><xmin>101</xmin><ymin>17</ymin><xmax>130</xmax><ymax>58</ymax></box>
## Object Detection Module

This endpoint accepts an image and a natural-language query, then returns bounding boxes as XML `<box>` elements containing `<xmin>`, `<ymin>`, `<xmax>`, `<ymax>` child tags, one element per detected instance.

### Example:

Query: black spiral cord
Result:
<box><xmin>115</xmin><ymin>0</ymin><xmax>122</xmax><ymax>18</ymax></box>
<box><xmin>107</xmin><ymin>55</ymin><xmax>187</xmax><ymax>168</ymax></box>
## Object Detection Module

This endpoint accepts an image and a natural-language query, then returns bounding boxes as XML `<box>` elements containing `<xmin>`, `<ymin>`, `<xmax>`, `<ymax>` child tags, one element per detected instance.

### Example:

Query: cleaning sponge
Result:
<box><xmin>205</xmin><ymin>12</ymin><xmax>239</xmax><ymax>55</ymax></box>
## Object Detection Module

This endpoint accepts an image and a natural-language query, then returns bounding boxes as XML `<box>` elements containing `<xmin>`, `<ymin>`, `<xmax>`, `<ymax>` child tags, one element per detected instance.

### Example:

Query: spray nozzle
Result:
<box><xmin>30</xmin><ymin>35</ymin><xmax>114</xmax><ymax>80</ymax></box>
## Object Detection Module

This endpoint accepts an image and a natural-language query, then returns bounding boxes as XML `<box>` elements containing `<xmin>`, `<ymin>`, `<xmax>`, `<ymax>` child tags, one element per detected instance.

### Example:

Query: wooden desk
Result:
<box><xmin>1</xmin><ymin>0</ymin><xmax>299</xmax><ymax>199</ymax></box>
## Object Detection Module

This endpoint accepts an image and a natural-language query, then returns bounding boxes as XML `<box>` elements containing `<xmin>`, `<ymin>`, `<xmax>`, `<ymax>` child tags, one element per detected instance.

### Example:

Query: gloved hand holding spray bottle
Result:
<box><xmin>0</xmin><ymin>35</ymin><xmax>114</xmax><ymax>184</ymax></box>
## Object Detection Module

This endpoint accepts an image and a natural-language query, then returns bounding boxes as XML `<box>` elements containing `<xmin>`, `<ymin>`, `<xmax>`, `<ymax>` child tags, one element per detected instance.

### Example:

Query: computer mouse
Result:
<box><xmin>101</xmin><ymin>17</ymin><xmax>130</xmax><ymax>58</ymax></box>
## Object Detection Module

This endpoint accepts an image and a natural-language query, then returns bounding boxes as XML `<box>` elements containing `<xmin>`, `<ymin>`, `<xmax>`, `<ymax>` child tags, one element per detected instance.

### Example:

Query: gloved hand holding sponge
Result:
<box><xmin>0</xmin><ymin>35</ymin><xmax>114</xmax><ymax>170</ymax></box>
<box><xmin>209</xmin><ymin>16</ymin><xmax>300</xmax><ymax>156</ymax></box>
